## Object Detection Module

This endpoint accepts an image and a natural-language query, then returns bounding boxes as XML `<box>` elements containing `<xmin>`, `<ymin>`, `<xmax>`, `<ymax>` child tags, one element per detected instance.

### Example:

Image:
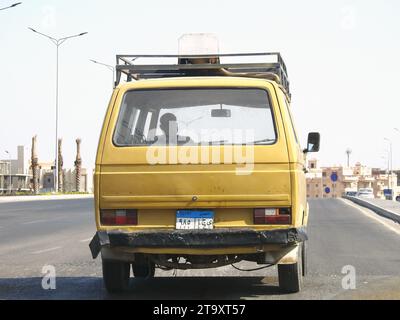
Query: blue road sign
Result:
<box><xmin>383</xmin><ymin>189</ymin><xmax>392</xmax><ymax>196</ymax></box>
<box><xmin>331</xmin><ymin>173</ymin><xmax>338</xmax><ymax>182</ymax></box>
<box><xmin>325</xmin><ymin>187</ymin><xmax>331</xmax><ymax>194</ymax></box>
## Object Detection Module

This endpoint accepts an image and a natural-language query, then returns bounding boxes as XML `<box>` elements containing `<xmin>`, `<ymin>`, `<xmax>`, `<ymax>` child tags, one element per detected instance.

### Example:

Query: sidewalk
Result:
<box><xmin>343</xmin><ymin>196</ymin><xmax>400</xmax><ymax>224</ymax></box>
<box><xmin>0</xmin><ymin>194</ymin><xmax>93</xmax><ymax>204</ymax></box>
<box><xmin>364</xmin><ymin>198</ymin><xmax>400</xmax><ymax>214</ymax></box>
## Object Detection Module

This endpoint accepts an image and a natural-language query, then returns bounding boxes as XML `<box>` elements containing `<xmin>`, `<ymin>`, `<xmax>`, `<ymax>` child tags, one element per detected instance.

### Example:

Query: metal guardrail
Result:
<box><xmin>343</xmin><ymin>196</ymin><xmax>400</xmax><ymax>224</ymax></box>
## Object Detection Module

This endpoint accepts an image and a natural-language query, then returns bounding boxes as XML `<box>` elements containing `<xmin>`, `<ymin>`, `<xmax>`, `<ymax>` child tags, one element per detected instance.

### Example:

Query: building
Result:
<box><xmin>306</xmin><ymin>159</ymin><xmax>398</xmax><ymax>199</ymax></box>
<box><xmin>34</xmin><ymin>161</ymin><xmax>90</xmax><ymax>193</ymax></box>
<box><xmin>1</xmin><ymin>145</ymin><xmax>90</xmax><ymax>194</ymax></box>
<box><xmin>63</xmin><ymin>168</ymin><xmax>89</xmax><ymax>192</ymax></box>
<box><xmin>306</xmin><ymin>160</ymin><xmax>345</xmax><ymax>199</ymax></box>
<box><xmin>0</xmin><ymin>146</ymin><xmax>32</xmax><ymax>194</ymax></box>
<box><xmin>371</xmin><ymin>168</ymin><xmax>399</xmax><ymax>199</ymax></box>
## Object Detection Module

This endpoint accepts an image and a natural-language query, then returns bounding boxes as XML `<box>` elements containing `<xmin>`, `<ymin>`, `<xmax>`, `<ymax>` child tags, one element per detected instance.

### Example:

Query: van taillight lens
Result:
<box><xmin>100</xmin><ymin>209</ymin><xmax>138</xmax><ymax>225</ymax></box>
<box><xmin>253</xmin><ymin>208</ymin><xmax>291</xmax><ymax>225</ymax></box>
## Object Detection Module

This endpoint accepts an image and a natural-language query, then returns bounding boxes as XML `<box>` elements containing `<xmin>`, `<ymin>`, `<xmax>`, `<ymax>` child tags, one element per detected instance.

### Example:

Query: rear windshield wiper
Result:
<box><xmin>250</xmin><ymin>138</ymin><xmax>276</xmax><ymax>145</ymax></box>
<box><xmin>200</xmin><ymin>140</ymin><xmax>228</xmax><ymax>145</ymax></box>
<box><xmin>196</xmin><ymin>139</ymin><xmax>276</xmax><ymax>145</ymax></box>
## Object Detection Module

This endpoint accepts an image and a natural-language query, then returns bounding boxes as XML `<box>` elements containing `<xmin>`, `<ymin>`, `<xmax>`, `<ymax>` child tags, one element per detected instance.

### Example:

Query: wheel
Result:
<box><xmin>132</xmin><ymin>261</ymin><xmax>155</xmax><ymax>278</ymax></box>
<box><xmin>301</xmin><ymin>241</ymin><xmax>307</xmax><ymax>277</ymax></box>
<box><xmin>278</xmin><ymin>245</ymin><xmax>303</xmax><ymax>293</ymax></box>
<box><xmin>102</xmin><ymin>259</ymin><xmax>130</xmax><ymax>293</ymax></box>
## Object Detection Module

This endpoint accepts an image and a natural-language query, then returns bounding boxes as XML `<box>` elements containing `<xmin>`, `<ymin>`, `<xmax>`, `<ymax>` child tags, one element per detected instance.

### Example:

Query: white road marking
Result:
<box><xmin>79</xmin><ymin>238</ymin><xmax>92</xmax><ymax>243</ymax></box>
<box><xmin>31</xmin><ymin>246</ymin><xmax>62</xmax><ymax>254</ymax></box>
<box><xmin>22</xmin><ymin>219</ymin><xmax>46</xmax><ymax>225</ymax></box>
<box><xmin>340</xmin><ymin>198</ymin><xmax>400</xmax><ymax>237</ymax></box>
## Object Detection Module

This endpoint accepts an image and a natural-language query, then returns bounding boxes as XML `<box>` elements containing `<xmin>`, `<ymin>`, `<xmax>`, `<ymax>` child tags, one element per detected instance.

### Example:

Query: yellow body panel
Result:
<box><xmin>94</xmin><ymin>77</ymin><xmax>308</xmax><ymax>254</ymax></box>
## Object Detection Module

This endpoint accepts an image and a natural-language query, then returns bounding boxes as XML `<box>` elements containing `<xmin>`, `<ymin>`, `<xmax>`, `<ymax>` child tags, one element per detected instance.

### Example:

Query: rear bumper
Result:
<box><xmin>89</xmin><ymin>227</ymin><xmax>307</xmax><ymax>259</ymax></box>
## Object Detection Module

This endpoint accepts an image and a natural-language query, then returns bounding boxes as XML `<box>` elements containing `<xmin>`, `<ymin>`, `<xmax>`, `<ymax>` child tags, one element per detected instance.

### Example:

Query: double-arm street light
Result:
<box><xmin>0</xmin><ymin>2</ymin><xmax>21</xmax><ymax>11</ymax></box>
<box><xmin>90</xmin><ymin>59</ymin><xmax>115</xmax><ymax>88</ymax></box>
<box><xmin>28</xmin><ymin>27</ymin><xmax>88</xmax><ymax>192</ymax></box>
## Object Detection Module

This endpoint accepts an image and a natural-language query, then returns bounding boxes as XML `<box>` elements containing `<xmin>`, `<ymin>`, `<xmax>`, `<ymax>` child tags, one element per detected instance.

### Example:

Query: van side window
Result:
<box><xmin>143</xmin><ymin>111</ymin><xmax>153</xmax><ymax>140</ymax></box>
<box><xmin>114</xmin><ymin>103</ymin><xmax>141</xmax><ymax>145</ymax></box>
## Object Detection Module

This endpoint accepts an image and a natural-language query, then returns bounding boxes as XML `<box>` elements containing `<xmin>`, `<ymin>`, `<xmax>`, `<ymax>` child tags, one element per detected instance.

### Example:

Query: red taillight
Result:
<box><xmin>253</xmin><ymin>208</ymin><xmax>291</xmax><ymax>225</ymax></box>
<box><xmin>100</xmin><ymin>209</ymin><xmax>115</xmax><ymax>225</ymax></box>
<box><xmin>100</xmin><ymin>209</ymin><xmax>138</xmax><ymax>226</ymax></box>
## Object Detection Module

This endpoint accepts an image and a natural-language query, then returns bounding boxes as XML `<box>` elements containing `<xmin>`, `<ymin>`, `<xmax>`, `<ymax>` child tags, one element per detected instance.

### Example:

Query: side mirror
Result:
<box><xmin>304</xmin><ymin>132</ymin><xmax>320</xmax><ymax>153</ymax></box>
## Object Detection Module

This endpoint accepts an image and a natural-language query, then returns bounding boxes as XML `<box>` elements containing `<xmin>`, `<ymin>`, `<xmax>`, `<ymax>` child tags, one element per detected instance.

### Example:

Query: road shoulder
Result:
<box><xmin>340</xmin><ymin>198</ymin><xmax>400</xmax><ymax>237</ymax></box>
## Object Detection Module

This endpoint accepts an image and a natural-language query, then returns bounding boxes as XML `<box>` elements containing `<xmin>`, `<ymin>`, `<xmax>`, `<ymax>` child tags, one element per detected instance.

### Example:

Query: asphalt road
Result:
<box><xmin>1</xmin><ymin>198</ymin><xmax>400</xmax><ymax>300</ymax></box>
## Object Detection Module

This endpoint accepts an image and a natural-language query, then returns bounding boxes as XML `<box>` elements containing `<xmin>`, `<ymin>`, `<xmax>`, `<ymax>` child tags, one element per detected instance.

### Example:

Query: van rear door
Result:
<box><xmin>98</xmin><ymin>79</ymin><xmax>291</xmax><ymax>211</ymax></box>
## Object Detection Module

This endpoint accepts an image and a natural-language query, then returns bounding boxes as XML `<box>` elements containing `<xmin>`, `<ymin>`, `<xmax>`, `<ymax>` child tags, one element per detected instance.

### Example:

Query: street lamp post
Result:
<box><xmin>28</xmin><ymin>27</ymin><xmax>88</xmax><ymax>192</ymax></box>
<box><xmin>345</xmin><ymin>148</ymin><xmax>352</xmax><ymax>167</ymax></box>
<box><xmin>381</xmin><ymin>154</ymin><xmax>388</xmax><ymax>198</ymax></box>
<box><xmin>4</xmin><ymin>151</ymin><xmax>11</xmax><ymax>194</ymax></box>
<box><xmin>384</xmin><ymin>137</ymin><xmax>393</xmax><ymax>200</ymax></box>
<box><xmin>89</xmin><ymin>59</ymin><xmax>115</xmax><ymax>88</ymax></box>
<box><xmin>393</xmin><ymin>128</ymin><xmax>400</xmax><ymax>200</ymax></box>
<box><xmin>0</xmin><ymin>2</ymin><xmax>21</xmax><ymax>11</ymax></box>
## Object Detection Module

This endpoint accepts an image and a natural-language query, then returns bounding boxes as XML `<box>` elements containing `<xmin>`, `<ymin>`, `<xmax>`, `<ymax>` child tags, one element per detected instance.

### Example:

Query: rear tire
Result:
<box><xmin>302</xmin><ymin>241</ymin><xmax>308</xmax><ymax>277</ymax></box>
<box><xmin>102</xmin><ymin>259</ymin><xmax>130</xmax><ymax>293</ymax></box>
<box><xmin>278</xmin><ymin>245</ymin><xmax>303</xmax><ymax>293</ymax></box>
<box><xmin>132</xmin><ymin>261</ymin><xmax>155</xmax><ymax>278</ymax></box>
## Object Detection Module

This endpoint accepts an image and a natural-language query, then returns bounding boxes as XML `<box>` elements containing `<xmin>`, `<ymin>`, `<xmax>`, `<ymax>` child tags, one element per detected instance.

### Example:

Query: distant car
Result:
<box><xmin>356</xmin><ymin>188</ymin><xmax>374</xmax><ymax>199</ymax></box>
<box><xmin>345</xmin><ymin>191</ymin><xmax>357</xmax><ymax>197</ymax></box>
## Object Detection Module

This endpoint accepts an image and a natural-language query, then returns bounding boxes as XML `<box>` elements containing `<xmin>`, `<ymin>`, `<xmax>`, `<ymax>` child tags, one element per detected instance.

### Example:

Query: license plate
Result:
<box><xmin>176</xmin><ymin>210</ymin><xmax>214</xmax><ymax>230</ymax></box>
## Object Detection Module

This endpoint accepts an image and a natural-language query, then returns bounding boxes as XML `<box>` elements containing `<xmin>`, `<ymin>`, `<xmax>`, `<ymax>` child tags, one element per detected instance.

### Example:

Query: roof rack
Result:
<box><xmin>115</xmin><ymin>52</ymin><xmax>290</xmax><ymax>96</ymax></box>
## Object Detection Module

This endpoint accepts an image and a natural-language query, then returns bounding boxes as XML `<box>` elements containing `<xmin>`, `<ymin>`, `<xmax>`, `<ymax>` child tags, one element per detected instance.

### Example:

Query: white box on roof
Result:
<box><xmin>178</xmin><ymin>33</ymin><xmax>219</xmax><ymax>55</ymax></box>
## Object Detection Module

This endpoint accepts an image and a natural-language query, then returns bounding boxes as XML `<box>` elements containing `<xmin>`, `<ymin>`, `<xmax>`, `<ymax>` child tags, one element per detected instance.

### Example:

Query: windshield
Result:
<box><xmin>113</xmin><ymin>88</ymin><xmax>276</xmax><ymax>146</ymax></box>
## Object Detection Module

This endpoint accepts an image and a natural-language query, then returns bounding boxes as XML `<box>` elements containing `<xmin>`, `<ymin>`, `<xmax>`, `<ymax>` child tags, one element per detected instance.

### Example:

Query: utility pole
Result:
<box><xmin>393</xmin><ymin>128</ymin><xmax>400</xmax><ymax>200</ymax></box>
<box><xmin>384</xmin><ymin>138</ymin><xmax>393</xmax><ymax>200</ymax></box>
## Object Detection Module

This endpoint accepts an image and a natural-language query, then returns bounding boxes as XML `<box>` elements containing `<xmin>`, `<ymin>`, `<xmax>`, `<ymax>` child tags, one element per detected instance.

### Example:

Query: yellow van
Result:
<box><xmin>89</xmin><ymin>52</ymin><xmax>320</xmax><ymax>294</ymax></box>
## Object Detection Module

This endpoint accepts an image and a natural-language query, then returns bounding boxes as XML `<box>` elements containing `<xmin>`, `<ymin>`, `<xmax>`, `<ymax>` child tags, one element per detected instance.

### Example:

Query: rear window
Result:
<box><xmin>113</xmin><ymin>88</ymin><xmax>276</xmax><ymax>146</ymax></box>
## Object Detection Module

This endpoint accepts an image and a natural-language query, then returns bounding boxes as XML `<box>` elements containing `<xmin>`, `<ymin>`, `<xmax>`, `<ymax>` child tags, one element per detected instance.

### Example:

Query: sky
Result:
<box><xmin>1</xmin><ymin>0</ymin><xmax>400</xmax><ymax>171</ymax></box>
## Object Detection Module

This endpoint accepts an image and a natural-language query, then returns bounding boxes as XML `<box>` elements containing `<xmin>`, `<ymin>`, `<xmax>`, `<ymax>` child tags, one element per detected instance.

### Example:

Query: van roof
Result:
<box><xmin>115</xmin><ymin>76</ymin><xmax>279</xmax><ymax>93</ymax></box>
<box><xmin>114</xmin><ymin>52</ymin><xmax>290</xmax><ymax>97</ymax></box>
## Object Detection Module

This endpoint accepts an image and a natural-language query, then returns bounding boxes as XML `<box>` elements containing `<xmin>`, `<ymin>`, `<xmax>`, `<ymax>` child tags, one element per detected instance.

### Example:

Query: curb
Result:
<box><xmin>0</xmin><ymin>194</ymin><xmax>93</xmax><ymax>204</ymax></box>
<box><xmin>343</xmin><ymin>196</ymin><xmax>400</xmax><ymax>224</ymax></box>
